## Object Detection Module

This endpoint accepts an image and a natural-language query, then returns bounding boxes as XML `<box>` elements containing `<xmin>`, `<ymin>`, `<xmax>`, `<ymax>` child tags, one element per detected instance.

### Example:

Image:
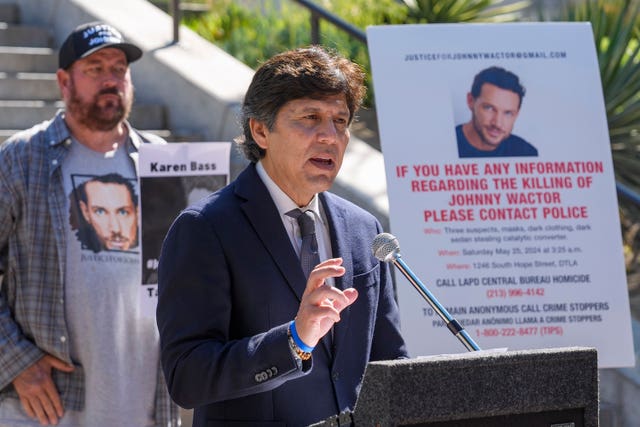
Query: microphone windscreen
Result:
<box><xmin>371</xmin><ymin>232</ymin><xmax>400</xmax><ymax>262</ymax></box>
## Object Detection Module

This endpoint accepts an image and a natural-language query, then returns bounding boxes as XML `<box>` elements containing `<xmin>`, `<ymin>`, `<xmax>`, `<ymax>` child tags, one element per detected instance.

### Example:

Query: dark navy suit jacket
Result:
<box><xmin>157</xmin><ymin>163</ymin><xmax>407</xmax><ymax>426</ymax></box>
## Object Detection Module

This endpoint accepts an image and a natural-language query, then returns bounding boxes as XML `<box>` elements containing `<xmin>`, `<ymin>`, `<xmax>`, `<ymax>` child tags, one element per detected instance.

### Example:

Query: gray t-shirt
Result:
<box><xmin>61</xmin><ymin>138</ymin><xmax>159</xmax><ymax>427</ymax></box>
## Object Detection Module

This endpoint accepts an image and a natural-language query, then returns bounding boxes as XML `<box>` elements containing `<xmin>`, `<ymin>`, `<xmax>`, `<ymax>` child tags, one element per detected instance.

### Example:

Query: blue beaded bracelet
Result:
<box><xmin>290</xmin><ymin>320</ymin><xmax>315</xmax><ymax>353</ymax></box>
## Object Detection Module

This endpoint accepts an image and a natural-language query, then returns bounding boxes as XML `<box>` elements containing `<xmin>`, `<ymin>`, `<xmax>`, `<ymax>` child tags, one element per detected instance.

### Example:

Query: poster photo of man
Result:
<box><xmin>140</xmin><ymin>174</ymin><xmax>227</xmax><ymax>285</ymax></box>
<box><xmin>455</xmin><ymin>65</ymin><xmax>538</xmax><ymax>158</ymax></box>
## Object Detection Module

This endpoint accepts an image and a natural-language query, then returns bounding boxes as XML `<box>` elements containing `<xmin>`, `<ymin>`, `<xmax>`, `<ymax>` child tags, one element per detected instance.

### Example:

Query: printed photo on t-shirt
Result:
<box><xmin>68</xmin><ymin>173</ymin><xmax>140</xmax><ymax>253</ymax></box>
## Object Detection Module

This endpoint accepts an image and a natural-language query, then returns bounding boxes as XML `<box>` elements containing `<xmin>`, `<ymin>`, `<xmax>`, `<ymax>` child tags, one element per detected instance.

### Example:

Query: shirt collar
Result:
<box><xmin>45</xmin><ymin>110</ymin><xmax>72</xmax><ymax>147</ymax></box>
<box><xmin>255</xmin><ymin>160</ymin><xmax>321</xmax><ymax>220</ymax></box>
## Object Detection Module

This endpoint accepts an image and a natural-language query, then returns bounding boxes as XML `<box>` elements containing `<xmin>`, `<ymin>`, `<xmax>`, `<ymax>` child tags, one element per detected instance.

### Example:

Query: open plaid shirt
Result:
<box><xmin>0</xmin><ymin>111</ymin><xmax>179</xmax><ymax>426</ymax></box>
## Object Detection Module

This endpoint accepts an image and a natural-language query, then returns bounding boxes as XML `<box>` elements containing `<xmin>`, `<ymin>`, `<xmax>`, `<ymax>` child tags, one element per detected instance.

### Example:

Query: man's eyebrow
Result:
<box><xmin>298</xmin><ymin>105</ymin><xmax>349</xmax><ymax>115</ymax></box>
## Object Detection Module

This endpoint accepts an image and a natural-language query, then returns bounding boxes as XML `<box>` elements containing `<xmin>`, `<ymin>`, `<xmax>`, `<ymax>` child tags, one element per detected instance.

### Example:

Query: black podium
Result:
<box><xmin>312</xmin><ymin>346</ymin><xmax>598</xmax><ymax>427</ymax></box>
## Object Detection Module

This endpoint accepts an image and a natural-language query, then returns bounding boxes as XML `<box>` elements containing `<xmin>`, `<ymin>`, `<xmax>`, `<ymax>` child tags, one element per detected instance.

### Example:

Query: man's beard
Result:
<box><xmin>472</xmin><ymin>115</ymin><xmax>504</xmax><ymax>149</ymax></box>
<box><xmin>66</xmin><ymin>81</ymin><xmax>134</xmax><ymax>132</ymax></box>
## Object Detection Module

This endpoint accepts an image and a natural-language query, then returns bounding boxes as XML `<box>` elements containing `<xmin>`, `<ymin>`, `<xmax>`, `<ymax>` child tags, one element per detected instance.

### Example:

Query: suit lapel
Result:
<box><xmin>235</xmin><ymin>164</ymin><xmax>307</xmax><ymax>301</ymax></box>
<box><xmin>320</xmin><ymin>193</ymin><xmax>353</xmax><ymax>356</ymax></box>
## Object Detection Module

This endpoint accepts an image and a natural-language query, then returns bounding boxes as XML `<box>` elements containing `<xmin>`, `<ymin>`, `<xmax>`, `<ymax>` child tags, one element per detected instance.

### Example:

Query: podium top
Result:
<box><xmin>353</xmin><ymin>346</ymin><xmax>598</xmax><ymax>427</ymax></box>
<box><xmin>372</xmin><ymin>345</ymin><xmax>594</xmax><ymax>366</ymax></box>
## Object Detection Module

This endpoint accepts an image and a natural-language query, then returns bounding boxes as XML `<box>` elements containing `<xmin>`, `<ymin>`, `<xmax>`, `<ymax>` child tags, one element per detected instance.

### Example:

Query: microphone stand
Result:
<box><xmin>392</xmin><ymin>254</ymin><xmax>481</xmax><ymax>352</ymax></box>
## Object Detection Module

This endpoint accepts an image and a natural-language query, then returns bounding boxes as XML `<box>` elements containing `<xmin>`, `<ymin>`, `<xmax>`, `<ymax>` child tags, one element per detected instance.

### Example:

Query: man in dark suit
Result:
<box><xmin>156</xmin><ymin>46</ymin><xmax>408</xmax><ymax>426</ymax></box>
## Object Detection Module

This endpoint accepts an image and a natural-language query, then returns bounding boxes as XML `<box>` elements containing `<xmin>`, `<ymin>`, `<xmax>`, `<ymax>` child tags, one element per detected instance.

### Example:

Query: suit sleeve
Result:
<box><xmin>156</xmin><ymin>208</ymin><xmax>308</xmax><ymax>408</ymax></box>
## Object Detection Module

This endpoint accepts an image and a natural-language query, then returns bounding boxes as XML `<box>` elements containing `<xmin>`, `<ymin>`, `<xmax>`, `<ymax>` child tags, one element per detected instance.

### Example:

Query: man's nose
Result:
<box><xmin>99</xmin><ymin>70</ymin><xmax>123</xmax><ymax>86</ymax></box>
<box><xmin>109</xmin><ymin>216</ymin><xmax>123</xmax><ymax>233</ymax></box>
<box><xmin>101</xmin><ymin>75</ymin><xmax>118</xmax><ymax>87</ymax></box>
<box><xmin>318</xmin><ymin>119</ymin><xmax>339</xmax><ymax>143</ymax></box>
<box><xmin>493</xmin><ymin>113</ymin><xmax>506</xmax><ymax>130</ymax></box>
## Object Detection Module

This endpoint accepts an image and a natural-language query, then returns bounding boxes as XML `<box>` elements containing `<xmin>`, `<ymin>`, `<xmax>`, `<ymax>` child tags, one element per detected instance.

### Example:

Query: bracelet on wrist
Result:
<box><xmin>288</xmin><ymin>320</ymin><xmax>313</xmax><ymax>360</ymax></box>
<box><xmin>288</xmin><ymin>334</ymin><xmax>312</xmax><ymax>361</ymax></box>
<box><xmin>289</xmin><ymin>320</ymin><xmax>314</xmax><ymax>352</ymax></box>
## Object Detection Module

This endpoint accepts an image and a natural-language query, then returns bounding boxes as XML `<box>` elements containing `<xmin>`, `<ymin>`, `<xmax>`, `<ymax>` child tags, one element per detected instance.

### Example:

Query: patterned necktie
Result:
<box><xmin>286</xmin><ymin>209</ymin><xmax>321</xmax><ymax>279</ymax></box>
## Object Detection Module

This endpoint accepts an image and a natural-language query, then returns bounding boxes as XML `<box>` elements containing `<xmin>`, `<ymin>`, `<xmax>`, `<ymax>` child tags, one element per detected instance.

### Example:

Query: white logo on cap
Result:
<box><xmin>82</xmin><ymin>25</ymin><xmax>123</xmax><ymax>43</ymax></box>
<box><xmin>87</xmin><ymin>36</ymin><xmax>121</xmax><ymax>47</ymax></box>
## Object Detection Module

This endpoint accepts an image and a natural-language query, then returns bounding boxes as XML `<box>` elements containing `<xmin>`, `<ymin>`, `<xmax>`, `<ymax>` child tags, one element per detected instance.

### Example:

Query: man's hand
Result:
<box><xmin>294</xmin><ymin>258</ymin><xmax>358</xmax><ymax>347</ymax></box>
<box><xmin>12</xmin><ymin>355</ymin><xmax>75</xmax><ymax>426</ymax></box>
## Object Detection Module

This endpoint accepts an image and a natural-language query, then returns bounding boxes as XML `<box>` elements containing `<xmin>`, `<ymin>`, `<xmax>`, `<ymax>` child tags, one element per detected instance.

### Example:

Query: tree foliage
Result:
<box><xmin>401</xmin><ymin>0</ymin><xmax>530</xmax><ymax>23</ymax></box>
<box><xmin>555</xmin><ymin>0</ymin><xmax>640</xmax><ymax>291</ymax></box>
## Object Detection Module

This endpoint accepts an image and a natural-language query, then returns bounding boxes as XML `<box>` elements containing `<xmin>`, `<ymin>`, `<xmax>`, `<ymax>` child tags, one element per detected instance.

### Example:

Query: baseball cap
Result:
<box><xmin>58</xmin><ymin>22</ymin><xmax>142</xmax><ymax>70</ymax></box>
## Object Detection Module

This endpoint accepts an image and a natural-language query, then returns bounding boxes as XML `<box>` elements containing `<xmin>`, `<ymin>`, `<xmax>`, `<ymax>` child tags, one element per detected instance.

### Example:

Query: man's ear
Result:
<box><xmin>57</xmin><ymin>69</ymin><xmax>71</xmax><ymax>100</ymax></box>
<box><xmin>79</xmin><ymin>200</ymin><xmax>90</xmax><ymax>222</ymax></box>
<box><xmin>249</xmin><ymin>118</ymin><xmax>269</xmax><ymax>150</ymax></box>
<box><xmin>466</xmin><ymin>92</ymin><xmax>475</xmax><ymax>110</ymax></box>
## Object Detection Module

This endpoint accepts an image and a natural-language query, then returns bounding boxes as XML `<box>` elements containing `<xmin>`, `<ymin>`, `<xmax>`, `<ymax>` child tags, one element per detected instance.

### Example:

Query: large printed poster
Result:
<box><xmin>367</xmin><ymin>23</ymin><xmax>635</xmax><ymax>367</ymax></box>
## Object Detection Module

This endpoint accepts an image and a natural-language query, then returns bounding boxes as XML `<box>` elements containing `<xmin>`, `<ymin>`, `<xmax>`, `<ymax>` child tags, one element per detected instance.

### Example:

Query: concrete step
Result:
<box><xmin>0</xmin><ymin>100</ymin><xmax>168</xmax><ymax>130</ymax></box>
<box><xmin>0</xmin><ymin>72</ymin><xmax>59</xmax><ymax>100</ymax></box>
<box><xmin>148</xmin><ymin>1</ymin><xmax>210</xmax><ymax>15</ymax></box>
<box><xmin>0</xmin><ymin>4</ymin><xmax>19</xmax><ymax>24</ymax></box>
<box><xmin>0</xmin><ymin>46</ymin><xmax>57</xmax><ymax>72</ymax></box>
<box><xmin>0</xmin><ymin>23</ymin><xmax>52</xmax><ymax>47</ymax></box>
<box><xmin>146</xmin><ymin>128</ymin><xmax>205</xmax><ymax>142</ymax></box>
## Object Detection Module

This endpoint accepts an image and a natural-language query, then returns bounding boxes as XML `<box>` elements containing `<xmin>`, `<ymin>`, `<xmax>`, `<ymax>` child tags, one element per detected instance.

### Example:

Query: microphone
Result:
<box><xmin>372</xmin><ymin>232</ymin><xmax>481</xmax><ymax>352</ymax></box>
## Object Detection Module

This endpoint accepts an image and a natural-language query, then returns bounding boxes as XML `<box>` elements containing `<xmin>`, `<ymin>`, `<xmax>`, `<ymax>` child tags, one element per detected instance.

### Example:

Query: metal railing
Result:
<box><xmin>291</xmin><ymin>0</ymin><xmax>366</xmax><ymax>44</ymax></box>
<box><xmin>617</xmin><ymin>182</ymin><xmax>640</xmax><ymax>207</ymax></box>
<box><xmin>169</xmin><ymin>0</ymin><xmax>366</xmax><ymax>45</ymax></box>
<box><xmin>170</xmin><ymin>0</ymin><xmax>181</xmax><ymax>43</ymax></box>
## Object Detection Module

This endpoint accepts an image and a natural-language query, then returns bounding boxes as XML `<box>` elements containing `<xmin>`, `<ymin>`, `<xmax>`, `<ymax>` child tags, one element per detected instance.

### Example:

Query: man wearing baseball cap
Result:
<box><xmin>0</xmin><ymin>22</ymin><xmax>179</xmax><ymax>426</ymax></box>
